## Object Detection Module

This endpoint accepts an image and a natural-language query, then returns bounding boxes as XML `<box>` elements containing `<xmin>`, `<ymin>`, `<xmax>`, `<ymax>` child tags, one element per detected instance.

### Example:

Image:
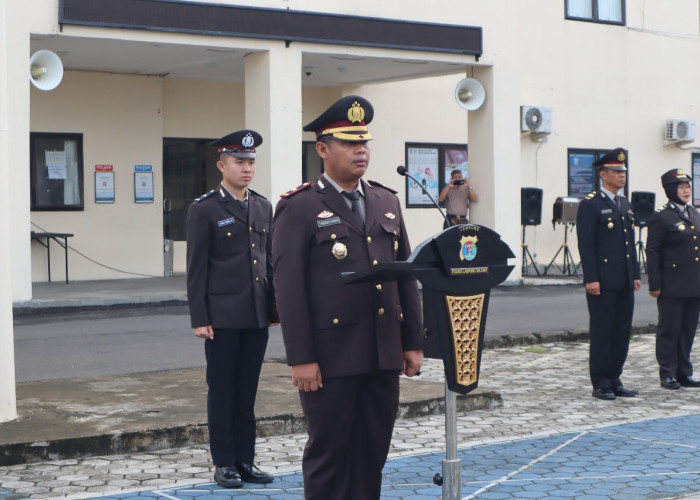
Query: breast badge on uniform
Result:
<box><xmin>318</xmin><ymin>210</ymin><xmax>334</xmax><ymax>218</ymax></box>
<box><xmin>459</xmin><ymin>235</ymin><xmax>478</xmax><ymax>262</ymax></box>
<box><xmin>394</xmin><ymin>240</ymin><xmax>399</xmax><ymax>252</ymax></box>
<box><xmin>217</xmin><ymin>217</ymin><xmax>235</xmax><ymax>227</ymax></box>
<box><xmin>677</xmin><ymin>222</ymin><xmax>687</xmax><ymax>231</ymax></box>
<box><xmin>607</xmin><ymin>218</ymin><xmax>614</xmax><ymax>229</ymax></box>
<box><xmin>384</xmin><ymin>212</ymin><xmax>396</xmax><ymax>219</ymax></box>
<box><xmin>332</xmin><ymin>241</ymin><xmax>348</xmax><ymax>260</ymax></box>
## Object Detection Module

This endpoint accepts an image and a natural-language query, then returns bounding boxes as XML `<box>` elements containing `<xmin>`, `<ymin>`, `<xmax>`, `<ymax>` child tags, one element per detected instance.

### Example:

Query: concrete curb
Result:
<box><xmin>0</xmin><ymin>390</ymin><xmax>501</xmax><ymax>466</ymax></box>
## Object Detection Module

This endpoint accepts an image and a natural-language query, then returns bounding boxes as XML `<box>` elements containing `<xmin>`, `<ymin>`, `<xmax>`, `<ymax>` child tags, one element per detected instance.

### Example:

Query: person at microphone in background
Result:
<box><xmin>438</xmin><ymin>169</ymin><xmax>477</xmax><ymax>228</ymax></box>
<box><xmin>272</xmin><ymin>95</ymin><xmax>424</xmax><ymax>500</ymax></box>
<box><xmin>646</xmin><ymin>169</ymin><xmax>700</xmax><ymax>390</ymax></box>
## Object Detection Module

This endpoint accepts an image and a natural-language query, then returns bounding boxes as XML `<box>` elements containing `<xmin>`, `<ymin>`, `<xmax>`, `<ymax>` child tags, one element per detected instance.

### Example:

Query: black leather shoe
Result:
<box><xmin>613</xmin><ymin>386</ymin><xmax>638</xmax><ymax>397</ymax></box>
<box><xmin>236</xmin><ymin>462</ymin><xmax>274</xmax><ymax>484</ymax></box>
<box><xmin>660</xmin><ymin>377</ymin><xmax>681</xmax><ymax>390</ymax></box>
<box><xmin>592</xmin><ymin>388</ymin><xmax>616</xmax><ymax>400</ymax></box>
<box><xmin>214</xmin><ymin>466</ymin><xmax>242</xmax><ymax>488</ymax></box>
<box><xmin>678</xmin><ymin>376</ymin><xmax>700</xmax><ymax>387</ymax></box>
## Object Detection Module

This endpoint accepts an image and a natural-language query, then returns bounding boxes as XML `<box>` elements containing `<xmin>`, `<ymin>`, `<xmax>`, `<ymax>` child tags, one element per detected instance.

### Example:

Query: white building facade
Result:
<box><xmin>1</xmin><ymin>0</ymin><xmax>699</xmax><ymax>421</ymax></box>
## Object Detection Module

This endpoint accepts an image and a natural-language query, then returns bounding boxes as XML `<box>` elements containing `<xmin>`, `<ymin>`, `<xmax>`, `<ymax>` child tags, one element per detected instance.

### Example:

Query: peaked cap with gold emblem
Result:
<box><xmin>592</xmin><ymin>147</ymin><xmax>627</xmax><ymax>171</ymax></box>
<box><xmin>303</xmin><ymin>95</ymin><xmax>374</xmax><ymax>142</ymax></box>
<box><xmin>661</xmin><ymin>168</ymin><xmax>692</xmax><ymax>187</ymax></box>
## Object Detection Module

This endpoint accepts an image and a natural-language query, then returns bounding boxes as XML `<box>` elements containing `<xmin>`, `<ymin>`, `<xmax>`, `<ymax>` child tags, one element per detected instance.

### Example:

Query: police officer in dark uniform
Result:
<box><xmin>646</xmin><ymin>168</ymin><xmax>700</xmax><ymax>390</ymax></box>
<box><xmin>271</xmin><ymin>96</ymin><xmax>424</xmax><ymax>500</ymax></box>
<box><xmin>576</xmin><ymin>147</ymin><xmax>642</xmax><ymax>401</ymax></box>
<box><xmin>186</xmin><ymin>130</ymin><xmax>274</xmax><ymax>488</ymax></box>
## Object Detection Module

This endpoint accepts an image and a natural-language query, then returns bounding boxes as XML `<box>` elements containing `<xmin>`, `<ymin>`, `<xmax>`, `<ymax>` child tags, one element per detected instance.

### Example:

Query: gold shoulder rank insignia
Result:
<box><xmin>585</xmin><ymin>191</ymin><xmax>597</xmax><ymax>200</ymax></box>
<box><xmin>318</xmin><ymin>210</ymin><xmax>334</xmax><ymax>219</ymax></box>
<box><xmin>280</xmin><ymin>182</ymin><xmax>312</xmax><ymax>198</ymax></box>
<box><xmin>194</xmin><ymin>189</ymin><xmax>216</xmax><ymax>202</ymax></box>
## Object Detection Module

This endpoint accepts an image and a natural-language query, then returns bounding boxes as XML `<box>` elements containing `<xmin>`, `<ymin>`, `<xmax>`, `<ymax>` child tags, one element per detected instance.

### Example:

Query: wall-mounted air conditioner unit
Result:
<box><xmin>666</xmin><ymin>119</ymin><xmax>697</xmax><ymax>143</ymax></box>
<box><xmin>520</xmin><ymin>106</ymin><xmax>552</xmax><ymax>134</ymax></box>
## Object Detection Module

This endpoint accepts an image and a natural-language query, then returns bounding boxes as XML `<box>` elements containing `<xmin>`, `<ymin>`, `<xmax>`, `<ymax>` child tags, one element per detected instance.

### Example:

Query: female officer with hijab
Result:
<box><xmin>647</xmin><ymin>168</ymin><xmax>700</xmax><ymax>390</ymax></box>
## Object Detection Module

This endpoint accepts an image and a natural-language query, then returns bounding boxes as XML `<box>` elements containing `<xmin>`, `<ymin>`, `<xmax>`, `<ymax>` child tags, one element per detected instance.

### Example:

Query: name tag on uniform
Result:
<box><xmin>217</xmin><ymin>217</ymin><xmax>235</xmax><ymax>227</ymax></box>
<box><xmin>317</xmin><ymin>216</ymin><xmax>341</xmax><ymax>228</ymax></box>
<box><xmin>601</xmin><ymin>209</ymin><xmax>612</xmax><ymax>214</ymax></box>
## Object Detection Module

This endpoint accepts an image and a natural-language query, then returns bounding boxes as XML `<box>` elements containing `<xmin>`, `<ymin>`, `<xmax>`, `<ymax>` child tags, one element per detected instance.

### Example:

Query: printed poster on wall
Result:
<box><xmin>406</xmin><ymin>147</ymin><xmax>439</xmax><ymax>207</ymax></box>
<box><xmin>95</xmin><ymin>171</ymin><xmax>115</xmax><ymax>203</ymax></box>
<box><xmin>45</xmin><ymin>150</ymin><xmax>67</xmax><ymax>180</ymax></box>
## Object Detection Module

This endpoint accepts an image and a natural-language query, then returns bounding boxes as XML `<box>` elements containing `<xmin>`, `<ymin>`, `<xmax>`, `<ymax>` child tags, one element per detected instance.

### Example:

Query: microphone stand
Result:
<box><xmin>396</xmin><ymin>165</ymin><xmax>461</xmax><ymax>499</ymax></box>
<box><xmin>396</xmin><ymin>166</ymin><xmax>452</xmax><ymax>227</ymax></box>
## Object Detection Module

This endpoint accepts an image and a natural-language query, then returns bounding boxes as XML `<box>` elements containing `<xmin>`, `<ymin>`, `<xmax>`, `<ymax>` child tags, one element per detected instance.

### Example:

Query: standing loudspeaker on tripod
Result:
<box><xmin>631</xmin><ymin>191</ymin><xmax>655</xmax><ymax>227</ymax></box>
<box><xmin>521</xmin><ymin>187</ymin><xmax>543</xmax><ymax>226</ymax></box>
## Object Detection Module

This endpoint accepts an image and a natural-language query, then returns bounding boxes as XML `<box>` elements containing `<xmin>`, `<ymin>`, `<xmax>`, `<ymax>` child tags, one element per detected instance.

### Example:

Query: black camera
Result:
<box><xmin>453</xmin><ymin>179</ymin><xmax>465</xmax><ymax>186</ymax></box>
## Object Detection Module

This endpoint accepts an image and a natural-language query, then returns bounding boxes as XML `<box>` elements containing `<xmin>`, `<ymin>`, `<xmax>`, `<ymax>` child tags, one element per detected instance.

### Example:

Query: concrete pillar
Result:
<box><xmin>0</xmin><ymin>0</ymin><xmax>18</xmax><ymax>422</ymax></box>
<box><xmin>244</xmin><ymin>46</ymin><xmax>303</xmax><ymax>200</ymax></box>
<box><xmin>468</xmin><ymin>65</ymin><xmax>522</xmax><ymax>281</ymax></box>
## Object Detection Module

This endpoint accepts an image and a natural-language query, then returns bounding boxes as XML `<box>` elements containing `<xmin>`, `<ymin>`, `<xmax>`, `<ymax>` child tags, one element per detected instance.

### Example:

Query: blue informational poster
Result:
<box><xmin>569</xmin><ymin>153</ymin><xmax>596</xmax><ymax>198</ymax></box>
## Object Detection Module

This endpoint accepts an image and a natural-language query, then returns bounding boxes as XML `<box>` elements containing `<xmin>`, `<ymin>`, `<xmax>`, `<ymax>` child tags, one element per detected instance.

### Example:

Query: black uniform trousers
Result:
<box><xmin>656</xmin><ymin>296</ymin><xmax>700</xmax><ymax>380</ymax></box>
<box><xmin>586</xmin><ymin>289</ymin><xmax>634</xmax><ymax>391</ymax></box>
<box><xmin>299</xmin><ymin>371</ymin><xmax>400</xmax><ymax>500</ymax></box>
<box><xmin>204</xmin><ymin>327</ymin><xmax>269</xmax><ymax>466</ymax></box>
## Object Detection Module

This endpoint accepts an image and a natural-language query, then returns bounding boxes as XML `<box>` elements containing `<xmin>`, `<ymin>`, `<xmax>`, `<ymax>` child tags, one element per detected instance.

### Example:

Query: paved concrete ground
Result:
<box><xmin>4</xmin><ymin>335</ymin><xmax>700</xmax><ymax>498</ymax></box>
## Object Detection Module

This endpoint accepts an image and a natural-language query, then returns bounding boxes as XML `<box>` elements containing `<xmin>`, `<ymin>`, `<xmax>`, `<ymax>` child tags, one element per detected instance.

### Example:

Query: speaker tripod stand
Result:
<box><xmin>636</xmin><ymin>225</ymin><xmax>647</xmax><ymax>273</ymax></box>
<box><xmin>543</xmin><ymin>223</ymin><xmax>580</xmax><ymax>277</ymax></box>
<box><xmin>521</xmin><ymin>225</ymin><xmax>540</xmax><ymax>276</ymax></box>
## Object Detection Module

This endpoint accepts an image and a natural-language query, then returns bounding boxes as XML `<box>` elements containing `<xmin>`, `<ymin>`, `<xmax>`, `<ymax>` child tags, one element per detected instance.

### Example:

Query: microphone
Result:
<box><xmin>396</xmin><ymin>165</ymin><xmax>451</xmax><ymax>227</ymax></box>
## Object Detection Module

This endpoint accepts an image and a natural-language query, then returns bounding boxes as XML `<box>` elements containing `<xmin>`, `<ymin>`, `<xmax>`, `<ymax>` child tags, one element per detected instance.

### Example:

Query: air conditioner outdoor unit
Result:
<box><xmin>666</xmin><ymin>119</ymin><xmax>697</xmax><ymax>143</ymax></box>
<box><xmin>521</xmin><ymin>106</ymin><xmax>552</xmax><ymax>134</ymax></box>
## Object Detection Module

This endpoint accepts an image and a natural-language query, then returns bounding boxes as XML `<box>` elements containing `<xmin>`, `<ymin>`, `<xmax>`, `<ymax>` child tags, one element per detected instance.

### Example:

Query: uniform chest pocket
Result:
<box><xmin>216</xmin><ymin>221</ymin><xmax>246</xmax><ymax>239</ymax></box>
<box><xmin>315</xmin><ymin>226</ymin><xmax>351</xmax><ymax>244</ymax></box>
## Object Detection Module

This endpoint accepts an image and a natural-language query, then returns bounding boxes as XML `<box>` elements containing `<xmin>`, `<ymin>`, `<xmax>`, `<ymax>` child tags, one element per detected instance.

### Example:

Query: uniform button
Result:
<box><xmin>333</xmin><ymin>318</ymin><xmax>339</xmax><ymax>325</ymax></box>
<box><xmin>393</xmin><ymin>230</ymin><xmax>397</xmax><ymax>235</ymax></box>
<box><xmin>227</xmin><ymin>232</ymin><xmax>231</xmax><ymax>237</ymax></box>
<box><xmin>331</xmin><ymin>234</ymin><xmax>337</xmax><ymax>240</ymax></box>
<box><xmin>253</xmin><ymin>259</ymin><xmax>258</xmax><ymax>264</ymax></box>
<box><xmin>695</xmin><ymin>236</ymin><xmax>698</xmax><ymax>240</ymax></box>
<box><xmin>693</xmin><ymin>226</ymin><xmax>696</xmax><ymax>230</ymax></box>
<box><xmin>695</xmin><ymin>247</ymin><xmax>699</xmax><ymax>252</ymax></box>
<box><xmin>604</xmin><ymin>258</ymin><xmax>608</xmax><ymax>263</ymax></box>
<box><xmin>378</xmin><ymin>308</ymin><xmax>385</xmax><ymax>315</ymax></box>
<box><xmin>263</xmin><ymin>228</ymin><xmax>267</xmax><ymax>233</ymax></box>
<box><xmin>400</xmin><ymin>313</ymin><xmax>404</xmax><ymax>319</ymax></box>
<box><xmin>375</xmin><ymin>283</ymin><xmax>382</xmax><ymax>291</ymax></box>
<box><xmin>696</xmin><ymin>258</ymin><xmax>699</xmax><ymax>262</ymax></box>
<box><xmin>251</xmin><ymin>243</ymin><xmax>256</xmax><ymax>248</ymax></box>
<box><xmin>626</xmin><ymin>254</ymin><xmax>630</xmax><ymax>258</ymax></box>
<box><xmin>367</xmin><ymin>236</ymin><xmax>372</xmax><ymax>243</ymax></box>
<box><xmin>372</xmin><ymin>259</ymin><xmax>379</xmax><ymax>266</ymax></box>
<box><xmin>249</xmin><ymin>226</ymin><xmax>253</xmax><ymax>232</ymax></box>
<box><xmin>255</xmin><ymin>276</ymin><xmax>260</xmax><ymax>281</ymax></box>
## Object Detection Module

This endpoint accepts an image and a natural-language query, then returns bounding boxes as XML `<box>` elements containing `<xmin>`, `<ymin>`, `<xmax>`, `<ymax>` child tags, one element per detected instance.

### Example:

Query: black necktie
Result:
<box><xmin>341</xmin><ymin>190</ymin><xmax>364</xmax><ymax>229</ymax></box>
<box><xmin>614</xmin><ymin>195</ymin><xmax>621</xmax><ymax>210</ymax></box>
<box><xmin>236</xmin><ymin>199</ymin><xmax>248</xmax><ymax>217</ymax></box>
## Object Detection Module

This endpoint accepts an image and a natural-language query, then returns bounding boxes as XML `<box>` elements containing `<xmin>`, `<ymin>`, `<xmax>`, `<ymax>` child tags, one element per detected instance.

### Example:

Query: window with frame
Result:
<box><xmin>568</xmin><ymin>148</ymin><xmax>628</xmax><ymax>198</ymax></box>
<box><xmin>30</xmin><ymin>132</ymin><xmax>84</xmax><ymax>211</ymax></box>
<box><xmin>565</xmin><ymin>0</ymin><xmax>625</xmax><ymax>25</ymax></box>
<box><xmin>404</xmin><ymin>142</ymin><xmax>468</xmax><ymax>208</ymax></box>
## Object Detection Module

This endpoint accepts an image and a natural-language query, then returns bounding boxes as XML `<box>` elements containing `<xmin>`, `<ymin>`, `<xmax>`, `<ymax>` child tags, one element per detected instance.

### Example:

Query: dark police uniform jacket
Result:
<box><xmin>272</xmin><ymin>176</ymin><xmax>423</xmax><ymax>379</ymax></box>
<box><xmin>186</xmin><ymin>184</ymin><xmax>273</xmax><ymax>329</ymax></box>
<box><xmin>646</xmin><ymin>203</ymin><xmax>700</xmax><ymax>298</ymax></box>
<box><xmin>577</xmin><ymin>191</ymin><xmax>641</xmax><ymax>289</ymax></box>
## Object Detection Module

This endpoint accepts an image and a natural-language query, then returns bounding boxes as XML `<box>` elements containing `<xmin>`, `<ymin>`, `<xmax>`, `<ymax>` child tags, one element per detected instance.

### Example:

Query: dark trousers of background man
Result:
<box><xmin>656</xmin><ymin>296</ymin><xmax>700</xmax><ymax>380</ymax></box>
<box><xmin>205</xmin><ymin>328</ymin><xmax>269</xmax><ymax>466</ymax></box>
<box><xmin>586</xmin><ymin>289</ymin><xmax>634</xmax><ymax>391</ymax></box>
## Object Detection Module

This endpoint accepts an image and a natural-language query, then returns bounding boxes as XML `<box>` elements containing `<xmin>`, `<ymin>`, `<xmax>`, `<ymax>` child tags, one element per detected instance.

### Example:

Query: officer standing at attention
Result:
<box><xmin>576</xmin><ymin>147</ymin><xmax>641</xmax><ymax>401</ymax></box>
<box><xmin>271</xmin><ymin>95</ymin><xmax>424</xmax><ymax>500</ymax></box>
<box><xmin>186</xmin><ymin>130</ymin><xmax>274</xmax><ymax>489</ymax></box>
<box><xmin>646</xmin><ymin>168</ymin><xmax>700</xmax><ymax>390</ymax></box>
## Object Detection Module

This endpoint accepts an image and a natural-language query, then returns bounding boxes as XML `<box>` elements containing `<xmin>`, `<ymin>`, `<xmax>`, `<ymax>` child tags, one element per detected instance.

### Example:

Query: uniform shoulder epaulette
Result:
<box><xmin>657</xmin><ymin>204</ymin><xmax>669</xmax><ymax>212</ymax></box>
<box><xmin>280</xmin><ymin>182</ymin><xmax>312</xmax><ymax>198</ymax></box>
<box><xmin>585</xmin><ymin>191</ymin><xmax>597</xmax><ymax>200</ymax></box>
<box><xmin>248</xmin><ymin>188</ymin><xmax>267</xmax><ymax>200</ymax></box>
<box><xmin>194</xmin><ymin>189</ymin><xmax>216</xmax><ymax>202</ymax></box>
<box><xmin>367</xmin><ymin>179</ymin><xmax>398</xmax><ymax>194</ymax></box>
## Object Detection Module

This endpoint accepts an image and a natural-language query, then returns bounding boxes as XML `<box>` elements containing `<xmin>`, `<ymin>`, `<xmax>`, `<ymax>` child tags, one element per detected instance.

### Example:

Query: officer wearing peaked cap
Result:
<box><xmin>647</xmin><ymin>168</ymin><xmax>700</xmax><ymax>390</ymax></box>
<box><xmin>576</xmin><ymin>147</ymin><xmax>641</xmax><ymax>401</ymax></box>
<box><xmin>186</xmin><ymin>129</ymin><xmax>274</xmax><ymax>488</ymax></box>
<box><xmin>272</xmin><ymin>96</ymin><xmax>423</xmax><ymax>499</ymax></box>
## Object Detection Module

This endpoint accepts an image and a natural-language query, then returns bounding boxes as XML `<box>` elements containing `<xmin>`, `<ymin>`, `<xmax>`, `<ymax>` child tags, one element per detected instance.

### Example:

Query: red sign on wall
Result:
<box><xmin>95</xmin><ymin>164</ymin><xmax>113</xmax><ymax>171</ymax></box>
